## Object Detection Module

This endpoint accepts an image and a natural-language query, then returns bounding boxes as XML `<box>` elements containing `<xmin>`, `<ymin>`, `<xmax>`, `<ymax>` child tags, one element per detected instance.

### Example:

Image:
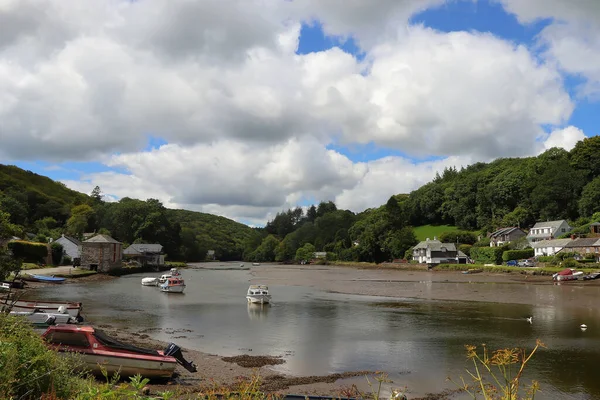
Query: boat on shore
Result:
<box><xmin>246</xmin><ymin>285</ymin><xmax>271</xmax><ymax>304</ymax></box>
<box><xmin>1</xmin><ymin>279</ymin><xmax>26</xmax><ymax>289</ymax></box>
<box><xmin>582</xmin><ymin>272</ymin><xmax>600</xmax><ymax>281</ymax></box>
<box><xmin>462</xmin><ymin>268</ymin><xmax>483</xmax><ymax>274</ymax></box>
<box><xmin>552</xmin><ymin>268</ymin><xmax>583</xmax><ymax>281</ymax></box>
<box><xmin>252</xmin><ymin>263</ymin><xmax>260</xmax><ymax>266</ymax></box>
<box><xmin>2</xmin><ymin>298</ymin><xmax>83</xmax><ymax>320</ymax></box>
<box><xmin>22</xmin><ymin>274</ymin><xmax>66</xmax><ymax>284</ymax></box>
<box><xmin>42</xmin><ymin>325</ymin><xmax>197</xmax><ymax>379</ymax></box>
<box><xmin>160</xmin><ymin>277</ymin><xmax>186</xmax><ymax>293</ymax></box>
<box><xmin>141</xmin><ymin>277</ymin><xmax>159</xmax><ymax>286</ymax></box>
<box><xmin>11</xmin><ymin>306</ymin><xmax>78</xmax><ymax>327</ymax></box>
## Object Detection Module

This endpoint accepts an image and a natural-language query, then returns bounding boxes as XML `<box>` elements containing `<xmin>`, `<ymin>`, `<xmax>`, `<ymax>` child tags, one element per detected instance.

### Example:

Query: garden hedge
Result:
<box><xmin>502</xmin><ymin>248</ymin><xmax>534</xmax><ymax>262</ymax></box>
<box><xmin>7</xmin><ymin>241</ymin><xmax>49</xmax><ymax>263</ymax></box>
<box><xmin>470</xmin><ymin>246</ymin><xmax>505</xmax><ymax>265</ymax></box>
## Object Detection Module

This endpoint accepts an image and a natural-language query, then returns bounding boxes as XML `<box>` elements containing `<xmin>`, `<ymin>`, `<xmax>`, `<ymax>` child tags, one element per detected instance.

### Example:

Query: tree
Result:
<box><xmin>249</xmin><ymin>235</ymin><xmax>280</xmax><ymax>262</ymax></box>
<box><xmin>570</xmin><ymin>136</ymin><xmax>600</xmax><ymax>179</ymax></box>
<box><xmin>439</xmin><ymin>230</ymin><xmax>477</xmax><ymax>245</ymax></box>
<box><xmin>0</xmin><ymin>211</ymin><xmax>22</xmax><ymax>280</ymax></box>
<box><xmin>579</xmin><ymin>176</ymin><xmax>600</xmax><ymax>217</ymax></box>
<box><xmin>382</xmin><ymin>227</ymin><xmax>418</xmax><ymax>259</ymax></box>
<box><xmin>316</xmin><ymin>201</ymin><xmax>337</xmax><ymax>218</ymax></box>
<box><xmin>90</xmin><ymin>186</ymin><xmax>103</xmax><ymax>203</ymax></box>
<box><xmin>306</xmin><ymin>205</ymin><xmax>317</xmax><ymax>223</ymax></box>
<box><xmin>66</xmin><ymin>204</ymin><xmax>95</xmax><ymax>238</ymax></box>
<box><xmin>295</xmin><ymin>243</ymin><xmax>316</xmax><ymax>261</ymax></box>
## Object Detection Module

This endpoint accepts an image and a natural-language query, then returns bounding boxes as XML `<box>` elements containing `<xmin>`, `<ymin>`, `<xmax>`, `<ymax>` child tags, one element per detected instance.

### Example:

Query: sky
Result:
<box><xmin>1</xmin><ymin>0</ymin><xmax>599</xmax><ymax>226</ymax></box>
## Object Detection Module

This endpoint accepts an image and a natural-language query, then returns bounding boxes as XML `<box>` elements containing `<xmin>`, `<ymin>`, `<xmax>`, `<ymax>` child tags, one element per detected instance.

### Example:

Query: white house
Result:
<box><xmin>532</xmin><ymin>238</ymin><xmax>573</xmax><ymax>257</ymax></box>
<box><xmin>527</xmin><ymin>220</ymin><xmax>572</xmax><ymax>244</ymax></box>
<box><xmin>53</xmin><ymin>234</ymin><xmax>82</xmax><ymax>260</ymax></box>
<box><xmin>412</xmin><ymin>237</ymin><xmax>468</xmax><ymax>265</ymax></box>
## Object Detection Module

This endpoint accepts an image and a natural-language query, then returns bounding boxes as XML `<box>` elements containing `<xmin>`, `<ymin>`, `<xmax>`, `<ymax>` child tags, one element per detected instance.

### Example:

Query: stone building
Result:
<box><xmin>80</xmin><ymin>234</ymin><xmax>122</xmax><ymax>272</ymax></box>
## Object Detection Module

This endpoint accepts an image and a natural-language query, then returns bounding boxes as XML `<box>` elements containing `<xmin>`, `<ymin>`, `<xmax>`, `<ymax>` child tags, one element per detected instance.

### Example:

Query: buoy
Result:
<box><xmin>581</xmin><ymin>324</ymin><xmax>588</xmax><ymax>329</ymax></box>
<box><xmin>526</xmin><ymin>317</ymin><xmax>533</xmax><ymax>323</ymax></box>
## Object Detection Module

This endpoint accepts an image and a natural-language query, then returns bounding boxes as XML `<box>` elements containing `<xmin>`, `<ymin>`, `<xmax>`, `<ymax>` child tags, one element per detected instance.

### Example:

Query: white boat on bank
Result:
<box><xmin>2</xmin><ymin>298</ymin><xmax>83</xmax><ymax>320</ymax></box>
<box><xmin>11</xmin><ymin>306</ymin><xmax>78</xmax><ymax>326</ymax></box>
<box><xmin>141</xmin><ymin>277</ymin><xmax>158</xmax><ymax>286</ymax></box>
<box><xmin>160</xmin><ymin>277</ymin><xmax>186</xmax><ymax>293</ymax></box>
<box><xmin>246</xmin><ymin>285</ymin><xmax>271</xmax><ymax>304</ymax></box>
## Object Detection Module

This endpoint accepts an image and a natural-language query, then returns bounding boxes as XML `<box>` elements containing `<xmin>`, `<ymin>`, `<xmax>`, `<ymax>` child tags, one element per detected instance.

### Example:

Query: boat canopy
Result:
<box><xmin>249</xmin><ymin>285</ymin><xmax>268</xmax><ymax>290</ymax></box>
<box><xmin>93</xmin><ymin>329</ymin><xmax>160</xmax><ymax>356</ymax></box>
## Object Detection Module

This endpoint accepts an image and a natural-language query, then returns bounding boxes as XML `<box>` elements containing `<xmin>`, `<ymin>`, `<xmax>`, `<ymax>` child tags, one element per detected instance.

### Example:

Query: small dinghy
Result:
<box><xmin>11</xmin><ymin>305</ymin><xmax>78</xmax><ymax>327</ymax></box>
<box><xmin>141</xmin><ymin>277</ymin><xmax>158</xmax><ymax>286</ymax></box>
<box><xmin>246</xmin><ymin>285</ymin><xmax>271</xmax><ymax>304</ymax></box>
<box><xmin>4</xmin><ymin>299</ymin><xmax>83</xmax><ymax>320</ymax></box>
<box><xmin>24</xmin><ymin>274</ymin><xmax>66</xmax><ymax>284</ymax></box>
<box><xmin>462</xmin><ymin>268</ymin><xmax>483</xmax><ymax>274</ymax></box>
<box><xmin>582</xmin><ymin>272</ymin><xmax>600</xmax><ymax>281</ymax></box>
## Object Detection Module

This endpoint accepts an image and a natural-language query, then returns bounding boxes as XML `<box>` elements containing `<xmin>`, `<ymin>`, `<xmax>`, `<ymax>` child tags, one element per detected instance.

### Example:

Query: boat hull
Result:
<box><xmin>141</xmin><ymin>278</ymin><xmax>158</xmax><ymax>286</ymax></box>
<box><xmin>3</xmin><ymin>300</ymin><xmax>82</xmax><ymax>318</ymax></box>
<box><xmin>160</xmin><ymin>285</ymin><xmax>185</xmax><ymax>293</ymax></box>
<box><xmin>10</xmin><ymin>311</ymin><xmax>75</xmax><ymax>325</ymax></box>
<box><xmin>247</xmin><ymin>295</ymin><xmax>271</xmax><ymax>304</ymax></box>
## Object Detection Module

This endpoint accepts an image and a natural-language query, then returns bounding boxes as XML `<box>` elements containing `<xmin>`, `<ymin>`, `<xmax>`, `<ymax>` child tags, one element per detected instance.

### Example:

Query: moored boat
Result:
<box><xmin>158</xmin><ymin>268</ymin><xmax>181</xmax><ymax>284</ymax></box>
<box><xmin>462</xmin><ymin>268</ymin><xmax>483</xmax><ymax>274</ymax></box>
<box><xmin>23</xmin><ymin>274</ymin><xmax>66</xmax><ymax>284</ymax></box>
<box><xmin>2</xmin><ymin>298</ymin><xmax>83</xmax><ymax>320</ymax></box>
<box><xmin>10</xmin><ymin>306</ymin><xmax>78</xmax><ymax>327</ymax></box>
<box><xmin>42</xmin><ymin>325</ymin><xmax>197</xmax><ymax>379</ymax></box>
<box><xmin>141</xmin><ymin>277</ymin><xmax>158</xmax><ymax>286</ymax></box>
<box><xmin>552</xmin><ymin>268</ymin><xmax>583</xmax><ymax>281</ymax></box>
<box><xmin>583</xmin><ymin>272</ymin><xmax>600</xmax><ymax>281</ymax></box>
<box><xmin>246</xmin><ymin>285</ymin><xmax>271</xmax><ymax>304</ymax></box>
<box><xmin>160</xmin><ymin>277</ymin><xmax>186</xmax><ymax>293</ymax></box>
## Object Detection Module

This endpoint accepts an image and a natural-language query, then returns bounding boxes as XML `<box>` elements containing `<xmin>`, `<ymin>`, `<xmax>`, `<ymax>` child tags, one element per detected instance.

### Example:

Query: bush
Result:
<box><xmin>562</xmin><ymin>259</ymin><xmax>579</xmax><ymax>269</ymax></box>
<box><xmin>537</xmin><ymin>256</ymin><xmax>554</xmax><ymax>263</ymax></box>
<box><xmin>458</xmin><ymin>244</ymin><xmax>472</xmax><ymax>257</ymax></box>
<box><xmin>439</xmin><ymin>230</ymin><xmax>478</xmax><ymax>245</ymax></box>
<box><xmin>51</xmin><ymin>242</ymin><xmax>64</xmax><ymax>265</ymax></box>
<box><xmin>502</xmin><ymin>248</ymin><xmax>534</xmax><ymax>261</ymax></box>
<box><xmin>63</xmin><ymin>255</ymin><xmax>72</xmax><ymax>266</ymax></box>
<box><xmin>470</xmin><ymin>246</ymin><xmax>505</xmax><ymax>265</ymax></box>
<box><xmin>472</xmin><ymin>237</ymin><xmax>491</xmax><ymax>247</ymax></box>
<box><xmin>7</xmin><ymin>240</ymin><xmax>49</xmax><ymax>263</ymax></box>
<box><xmin>0</xmin><ymin>314</ymin><xmax>86</xmax><ymax>399</ymax></box>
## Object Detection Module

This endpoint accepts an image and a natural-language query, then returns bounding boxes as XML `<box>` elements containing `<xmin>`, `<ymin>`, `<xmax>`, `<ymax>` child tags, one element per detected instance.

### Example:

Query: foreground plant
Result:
<box><xmin>449</xmin><ymin>339</ymin><xmax>545</xmax><ymax>400</ymax></box>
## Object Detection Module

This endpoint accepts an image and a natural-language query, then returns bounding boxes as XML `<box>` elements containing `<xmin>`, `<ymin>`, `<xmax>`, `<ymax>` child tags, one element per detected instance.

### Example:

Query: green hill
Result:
<box><xmin>413</xmin><ymin>225</ymin><xmax>458</xmax><ymax>241</ymax></box>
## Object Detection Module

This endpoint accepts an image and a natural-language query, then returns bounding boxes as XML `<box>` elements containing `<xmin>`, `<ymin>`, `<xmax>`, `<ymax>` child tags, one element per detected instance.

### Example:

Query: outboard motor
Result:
<box><xmin>57</xmin><ymin>305</ymin><xmax>67</xmax><ymax>314</ymax></box>
<box><xmin>44</xmin><ymin>315</ymin><xmax>57</xmax><ymax>325</ymax></box>
<box><xmin>164</xmin><ymin>343</ymin><xmax>197</xmax><ymax>372</ymax></box>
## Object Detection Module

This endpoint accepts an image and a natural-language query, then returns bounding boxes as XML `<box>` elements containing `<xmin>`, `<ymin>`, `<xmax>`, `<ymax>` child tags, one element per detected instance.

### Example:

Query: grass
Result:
<box><xmin>21</xmin><ymin>262</ymin><xmax>53</xmax><ymax>270</ymax></box>
<box><xmin>53</xmin><ymin>269</ymin><xmax>97</xmax><ymax>278</ymax></box>
<box><xmin>413</xmin><ymin>224</ymin><xmax>459</xmax><ymax>241</ymax></box>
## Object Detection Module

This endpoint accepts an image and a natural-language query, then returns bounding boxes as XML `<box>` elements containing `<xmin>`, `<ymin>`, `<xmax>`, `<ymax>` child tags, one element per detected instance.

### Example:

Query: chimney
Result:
<box><xmin>426</xmin><ymin>237</ymin><xmax>430</xmax><ymax>241</ymax></box>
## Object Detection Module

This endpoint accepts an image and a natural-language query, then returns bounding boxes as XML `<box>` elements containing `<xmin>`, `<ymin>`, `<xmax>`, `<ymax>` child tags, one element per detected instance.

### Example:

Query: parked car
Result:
<box><xmin>506</xmin><ymin>260</ymin><xmax>518</xmax><ymax>266</ymax></box>
<box><xmin>518</xmin><ymin>259</ymin><xmax>535</xmax><ymax>267</ymax></box>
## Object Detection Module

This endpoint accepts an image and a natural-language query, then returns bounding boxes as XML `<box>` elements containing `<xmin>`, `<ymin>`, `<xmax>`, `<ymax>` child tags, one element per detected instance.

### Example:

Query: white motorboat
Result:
<box><xmin>160</xmin><ymin>277</ymin><xmax>186</xmax><ymax>293</ymax></box>
<box><xmin>252</xmin><ymin>263</ymin><xmax>260</xmax><ymax>266</ymax></box>
<box><xmin>552</xmin><ymin>268</ymin><xmax>584</xmax><ymax>281</ymax></box>
<box><xmin>246</xmin><ymin>285</ymin><xmax>271</xmax><ymax>304</ymax></box>
<box><xmin>11</xmin><ymin>306</ymin><xmax>78</xmax><ymax>327</ymax></box>
<box><xmin>141</xmin><ymin>277</ymin><xmax>158</xmax><ymax>286</ymax></box>
<box><xmin>158</xmin><ymin>268</ymin><xmax>181</xmax><ymax>284</ymax></box>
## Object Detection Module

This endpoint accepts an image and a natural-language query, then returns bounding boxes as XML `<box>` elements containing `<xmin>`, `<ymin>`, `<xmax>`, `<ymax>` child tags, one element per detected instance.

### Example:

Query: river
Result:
<box><xmin>31</xmin><ymin>264</ymin><xmax>600</xmax><ymax>399</ymax></box>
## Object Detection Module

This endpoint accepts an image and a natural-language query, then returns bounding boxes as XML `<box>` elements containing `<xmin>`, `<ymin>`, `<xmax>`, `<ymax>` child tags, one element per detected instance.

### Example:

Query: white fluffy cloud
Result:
<box><xmin>499</xmin><ymin>0</ymin><xmax>600</xmax><ymax>97</ymax></box>
<box><xmin>0</xmin><ymin>0</ymin><xmax>592</xmax><ymax>222</ymax></box>
<box><xmin>540</xmin><ymin>125</ymin><xmax>586</xmax><ymax>152</ymax></box>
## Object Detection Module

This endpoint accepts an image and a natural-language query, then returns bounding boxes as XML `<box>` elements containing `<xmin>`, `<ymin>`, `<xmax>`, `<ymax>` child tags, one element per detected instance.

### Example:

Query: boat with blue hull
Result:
<box><xmin>24</xmin><ymin>274</ymin><xmax>66</xmax><ymax>284</ymax></box>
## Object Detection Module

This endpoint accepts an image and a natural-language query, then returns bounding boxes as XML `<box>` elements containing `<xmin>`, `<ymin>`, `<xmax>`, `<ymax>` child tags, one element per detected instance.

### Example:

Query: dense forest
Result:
<box><xmin>1</xmin><ymin>136</ymin><xmax>600</xmax><ymax>264</ymax></box>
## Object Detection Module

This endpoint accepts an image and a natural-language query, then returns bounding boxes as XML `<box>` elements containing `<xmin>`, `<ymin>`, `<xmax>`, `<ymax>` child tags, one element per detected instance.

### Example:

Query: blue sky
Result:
<box><xmin>7</xmin><ymin>0</ymin><xmax>599</xmax><ymax>197</ymax></box>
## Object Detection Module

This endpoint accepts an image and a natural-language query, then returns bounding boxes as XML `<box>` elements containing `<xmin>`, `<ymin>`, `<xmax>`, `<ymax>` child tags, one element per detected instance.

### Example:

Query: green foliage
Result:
<box><xmin>0</xmin><ymin>210</ymin><xmax>22</xmax><ymax>238</ymax></box>
<box><xmin>51</xmin><ymin>242</ymin><xmax>64</xmax><ymax>265</ymax></box>
<box><xmin>439</xmin><ymin>230</ymin><xmax>478</xmax><ymax>245</ymax></box>
<box><xmin>8</xmin><ymin>240</ymin><xmax>48</xmax><ymax>263</ymax></box>
<box><xmin>0</xmin><ymin>313</ymin><xmax>87</xmax><ymax>399</ymax></box>
<box><xmin>248</xmin><ymin>235</ymin><xmax>280</xmax><ymax>262</ymax></box>
<box><xmin>537</xmin><ymin>256</ymin><xmax>554</xmax><ymax>263</ymax></box>
<box><xmin>66</xmin><ymin>204</ymin><xmax>95</xmax><ymax>238</ymax></box>
<box><xmin>562</xmin><ymin>258</ymin><xmax>579</xmax><ymax>269</ymax></box>
<box><xmin>570</xmin><ymin>135</ymin><xmax>600</xmax><ymax>179</ymax></box>
<box><xmin>413</xmin><ymin>224</ymin><xmax>458</xmax><ymax>241</ymax></box>
<box><xmin>63</xmin><ymin>255</ymin><xmax>73</xmax><ymax>265</ymax></box>
<box><xmin>458</xmin><ymin>244</ymin><xmax>472</xmax><ymax>257</ymax></box>
<box><xmin>578</xmin><ymin>176</ymin><xmax>600</xmax><ymax>217</ymax></box>
<box><xmin>470</xmin><ymin>246</ymin><xmax>505</xmax><ymax>265</ymax></box>
<box><xmin>502</xmin><ymin>249</ymin><xmax>534</xmax><ymax>262</ymax></box>
<box><xmin>472</xmin><ymin>237</ymin><xmax>491</xmax><ymax>247</ymax></box>
<box><xmin>295</xmin><ymin>243</ymin><xmax>316</xmax><ymax>261</ymax></box>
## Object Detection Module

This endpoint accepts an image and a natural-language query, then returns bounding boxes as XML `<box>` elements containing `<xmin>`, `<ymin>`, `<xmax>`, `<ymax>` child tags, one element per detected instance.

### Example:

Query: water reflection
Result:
<box><xmin>28</xmin><ymin>268</ymin><xmax>600</xmax><ymax>399</ymax></box>
<box><xmin>247</xmin><ymin>303</ymin><xmax>270</xmax><ymax>321</ymax></box>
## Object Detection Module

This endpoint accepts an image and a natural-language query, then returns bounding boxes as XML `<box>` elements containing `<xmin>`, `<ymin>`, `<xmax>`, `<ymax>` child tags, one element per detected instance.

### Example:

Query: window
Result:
<box><xmin>45</xmin><ymin>331</ymin><xmax>90</xmax><ymax>347</ymax></box>
<box><xmin>561</xmin><ymin>228</ymin><xmax>566</xmax><ymax>233</ymax></box>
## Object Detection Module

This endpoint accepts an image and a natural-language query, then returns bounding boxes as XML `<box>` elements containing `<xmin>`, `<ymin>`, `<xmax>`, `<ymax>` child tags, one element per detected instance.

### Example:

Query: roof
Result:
<box><xmin>490</xmin><ymin>227</ymin><xmax>523</xmax><ymax>238</ymax></box>
<box><xmin>589</xmin><ymin>222</ymin><xmax>600</xmax><ymax>227</ymax></box>
<box><xmin>123</xmin><ymin>243</ymin><xmax>163</xmax><ymax>254</ymax></box>
<box><xmin>414</xmin><ymin>239</ymin><xmax>456</xmax><ymax>252</ymax></box>
<box><xmin>83</xmin><ymin>234</ymin><xmax>120</xmax><ymax>244</ymax></box>
<box><xmin>530</xmin><ymin>220</ymin><xmax>569</xmax><ymax>230</ymax></box>
<box><xmin>531</xmin><ymin>239</ymin><xmax>573</xmax><ymax>248</ymax></box>
<box><xmin>56</xmin><ymin>234</ymin><xmax>81</xmax><ymax>246</ymax></box>
<box><xmin>563</xmin><ymin>238</ymin><xmax>600</xmax><ymax>248</ymax></box>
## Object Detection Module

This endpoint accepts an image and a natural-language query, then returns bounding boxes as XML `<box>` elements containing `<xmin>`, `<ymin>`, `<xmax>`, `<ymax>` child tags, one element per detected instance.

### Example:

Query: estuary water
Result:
<box><xmin>31</xmin><ymin>265</ymin><xmax>600</xmax><ymax>399</ymax></box>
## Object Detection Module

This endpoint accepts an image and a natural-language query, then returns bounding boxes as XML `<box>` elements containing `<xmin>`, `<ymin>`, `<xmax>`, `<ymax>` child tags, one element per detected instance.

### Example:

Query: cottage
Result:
<box><xmin>560</xmin><ymin>238</ymin><xmax>600</xmax><ymax>261</ymax></box>
<box><xmin>589</xmin><ymin>222</ymin><xmax>600</xmax><ymax>236</ymax></box>
<box><xmin>412</xmin><ymin>237</ymin><xmax>468</xmax><ymax>265</ymax></box>
<box><xmin>488</xmin><ymin>227</ymin><xmax>526</xmax><ymax>247</ymax></box>
<box><xmin>123</xmin><ymin>243</ymin><xmax>164</xmax><ymax>266</ymax></box>
<box><xmin>532</xmin><ymin>238</ymin><xmax>572</xmax><ymax>257</ymax></box>
<box><xmin>80</xmin><ymin>234</ymin><xmax>122</xmax><ymax>272</ymax></box>
<box><xmin>526</xmin><ymin>220</ymin><xmax>572</xmax><ymax>244</ymax></box>
<box><xmin>53</xmin><ymin>234</ymin><xmax>82</xmax><ymax>261</ymax></box>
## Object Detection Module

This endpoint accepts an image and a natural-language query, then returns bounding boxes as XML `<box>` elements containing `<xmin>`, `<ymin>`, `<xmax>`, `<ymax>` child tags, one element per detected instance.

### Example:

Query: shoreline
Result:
<box><xmin>22</xmin><ymin>262</ymin><xmax>600</xmax><ymax>398</ymax></box>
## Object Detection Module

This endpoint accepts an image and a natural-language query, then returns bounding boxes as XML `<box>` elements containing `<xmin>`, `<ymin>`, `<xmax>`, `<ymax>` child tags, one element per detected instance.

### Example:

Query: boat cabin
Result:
<box><xmin>247</xmin><ymin>285</ymin><xmax>269</xmax><ymax>295</ymax></box>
